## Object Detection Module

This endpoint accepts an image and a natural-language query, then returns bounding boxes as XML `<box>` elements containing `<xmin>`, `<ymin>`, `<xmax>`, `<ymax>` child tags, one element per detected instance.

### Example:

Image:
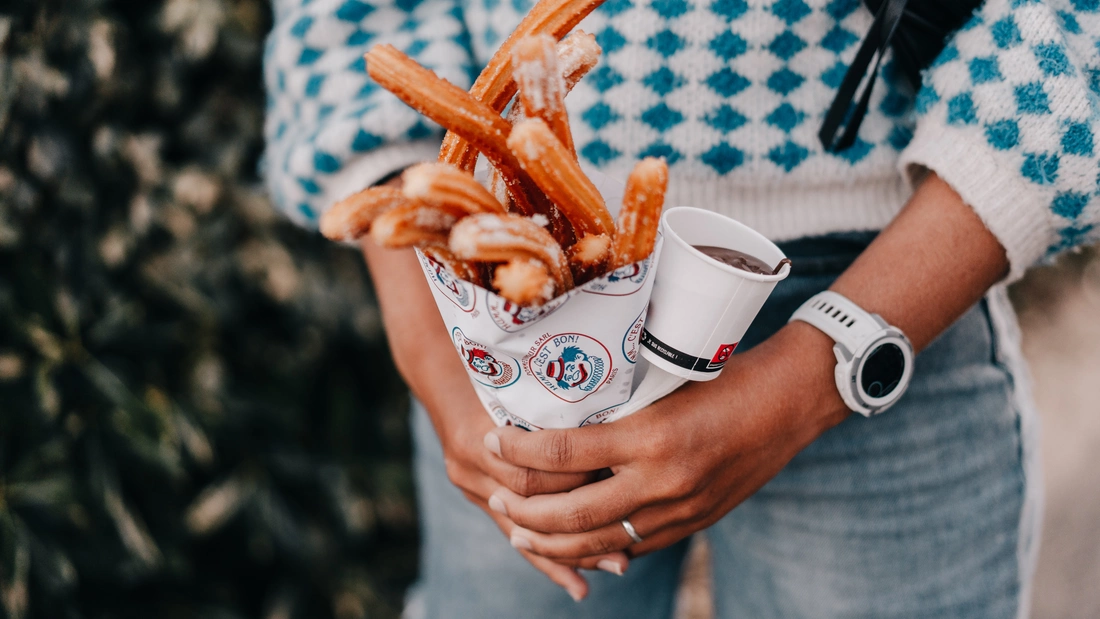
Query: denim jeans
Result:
<box><xmin>405</xmin><ymin>233</ymin><xmax>1042</xmax><ymax>619</ymax></box>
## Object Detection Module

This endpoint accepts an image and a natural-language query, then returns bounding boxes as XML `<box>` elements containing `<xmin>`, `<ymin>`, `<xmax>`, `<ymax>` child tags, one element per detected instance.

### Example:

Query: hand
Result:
<box><xmin>482</xmin><ymin>322</ymin><xmax>850</xmax><ymax>561</ymax></box>
<box><xmin>430</xmin><ymin>398</ymin><xmax>631</xmax><ymax>600</ymax></box>
<box><xmin>361</xmin><ymin>233</ymin><xmax>629</xmax><ymax>601</ymax></box>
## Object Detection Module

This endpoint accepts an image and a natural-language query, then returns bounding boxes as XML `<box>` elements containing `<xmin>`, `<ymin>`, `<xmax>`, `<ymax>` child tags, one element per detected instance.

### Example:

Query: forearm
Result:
<box><xmin>772</xmin><ymin>172</ymin><xmax>1009</xmax><ymax>427</ymax></box>
<box><xmin>361</xmin><ymin>240</ymin><xmax>488</xmax><ymax>438</ymax></box>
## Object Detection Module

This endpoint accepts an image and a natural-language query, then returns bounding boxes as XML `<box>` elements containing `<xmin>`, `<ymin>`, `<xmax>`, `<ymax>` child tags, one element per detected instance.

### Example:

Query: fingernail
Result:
<box><xmin>596</xmin><ymin>559</ymin><xmax>623</xmax><ymax>576</ymax></box>
<box><xmin>488</xmin><ymin>493</ymin><xmax>508</xmax><ymax>516</ymax></box>
<box><xmin>510</xmin><ymin>534</ymin><xmax>532</xmax><ymax>550</ymax></box>
<box><xmin>567</xmin><ymin>585</ymin><xmax>585</xmax><ymax>603</ymax></box>
<box><xmin>483</xmin><ymin>432</ymin><xmax>502</xmax><ymax>457</ymax></box>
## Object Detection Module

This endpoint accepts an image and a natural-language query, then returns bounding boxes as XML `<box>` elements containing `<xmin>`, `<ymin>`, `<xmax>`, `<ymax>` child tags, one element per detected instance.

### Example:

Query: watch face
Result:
<box><xmin>860</xmin><ymin>343</ymin><xmax>905</xmax><ymax>399</ymax></box>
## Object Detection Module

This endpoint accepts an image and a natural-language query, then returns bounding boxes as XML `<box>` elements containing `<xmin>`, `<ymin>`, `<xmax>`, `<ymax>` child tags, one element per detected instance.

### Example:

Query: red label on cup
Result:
<box><xmin>709</xmin><ymin>343</ymin><xmax>737</xmax><ymax>368</ymax></box>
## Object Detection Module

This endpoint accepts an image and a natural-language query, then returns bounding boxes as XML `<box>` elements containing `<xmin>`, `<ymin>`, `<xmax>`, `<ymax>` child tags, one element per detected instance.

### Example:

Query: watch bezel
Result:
<box><xmin>846</xmin><ymin>328</ymin><xmax>913</xmax><ymax>413</ymax></box>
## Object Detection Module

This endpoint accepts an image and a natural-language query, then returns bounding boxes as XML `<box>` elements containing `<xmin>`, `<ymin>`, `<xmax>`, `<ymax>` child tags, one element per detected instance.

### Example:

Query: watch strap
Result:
<box><xmin>789</xmin><ymin>291</ymin><xmax>880</xmax><ymax>355</ymax></box>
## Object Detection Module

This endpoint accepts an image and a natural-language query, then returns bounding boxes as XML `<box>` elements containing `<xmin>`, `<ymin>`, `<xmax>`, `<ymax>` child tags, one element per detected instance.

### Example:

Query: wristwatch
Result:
<box><xmin>789</xmin><ymin>291</ymin><xmax>913</xmax><ymax>416</ymax></box>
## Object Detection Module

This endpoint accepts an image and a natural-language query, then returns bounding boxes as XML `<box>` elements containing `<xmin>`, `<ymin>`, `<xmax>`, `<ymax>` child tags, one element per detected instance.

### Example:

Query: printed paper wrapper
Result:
<box><xmin>414</xmin><ymin>238</ymin><xmax>661</xmax><ymax>430</ymax></box>
<box><xmin>413</xmin><ymin>171</ymin><xmax>663</xmax><ymax>429</ymax></box>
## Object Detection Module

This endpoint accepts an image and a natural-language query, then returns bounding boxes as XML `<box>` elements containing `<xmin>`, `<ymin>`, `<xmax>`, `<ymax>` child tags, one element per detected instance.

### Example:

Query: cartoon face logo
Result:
<box><xmin>487</xmin><ymin>292</ymin><xmax>571</xmax><ymax>332</ymax></box>
<box><xmin>547</xmin><ymin>346</ymin><xmax>594</xmax><ymax>388</ymax></box>
<box><xmin>527</xmin><ymin>333</ymin><xmax>611</xmax><ymax>402</ymax></box>
<box><xmin>622</xmin><ymin>308</ymin><xmax>646</xmax><ymax>363</ymax></box>
<box><xmin>419</xmin><ymin>251</ymin><xmax>475</xmax><ymax>312</ymax></box>
<box><xmin>582</xmin><ymin>238</ymin><xmax>660</xmax><ymax>296</ymax></box>
<box><xmin>466</xmin><ymin>347</ymin><xmax>504</xmax><ymax>377</ymax></box>
<box><xmin>452</xmin><ymin>328</ymin><xmax>521</xmax><ymax>388</ymax></box>
<box><xmin>608</xmin><ymin>263</ymin><xmax>642</xmax><ymax>282</ymax></box>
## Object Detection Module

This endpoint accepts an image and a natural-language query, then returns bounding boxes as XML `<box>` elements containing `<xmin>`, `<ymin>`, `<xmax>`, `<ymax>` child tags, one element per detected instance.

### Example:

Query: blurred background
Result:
<box><xmin>0</xmin><ymin>1</ymin><xmax>1096</xmax><ymax>618</ymax></box>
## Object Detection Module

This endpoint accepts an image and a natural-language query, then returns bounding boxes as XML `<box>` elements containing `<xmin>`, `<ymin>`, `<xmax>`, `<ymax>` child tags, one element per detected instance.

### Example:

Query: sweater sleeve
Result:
<box><xmin>898</xmin><ymin>0</ymin><xmax>1100</xmax><ymax>282</ymax></box>
<box><xmin>262</xmin><ymin>0</ymin><xmax>476</xmax><ymax>228</ymax></box>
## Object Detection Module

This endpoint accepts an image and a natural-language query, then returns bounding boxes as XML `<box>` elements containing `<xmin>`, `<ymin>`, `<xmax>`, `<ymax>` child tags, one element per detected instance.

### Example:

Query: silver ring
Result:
<box><xmin>621</xmin><ymin>519</ymin><xmax>643</xmax><ymax>544</ymax></box>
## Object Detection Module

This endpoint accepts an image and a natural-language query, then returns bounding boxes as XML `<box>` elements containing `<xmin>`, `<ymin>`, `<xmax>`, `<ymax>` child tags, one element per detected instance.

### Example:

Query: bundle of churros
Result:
<box><xmin>320</xmin><ymin>0</ymin><xmax>667</xmax><ymax>308</ymax></box>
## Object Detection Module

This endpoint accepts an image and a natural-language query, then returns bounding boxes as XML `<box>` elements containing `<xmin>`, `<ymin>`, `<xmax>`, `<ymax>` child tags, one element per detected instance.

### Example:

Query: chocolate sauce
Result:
<box><xmin>693</xmin><ymin>245</ymin><xmax>787</xmax><ymax>275</ymax></box>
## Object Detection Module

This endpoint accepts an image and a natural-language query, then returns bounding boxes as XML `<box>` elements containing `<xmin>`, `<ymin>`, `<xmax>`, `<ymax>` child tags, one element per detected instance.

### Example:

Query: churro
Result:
<box><xmin>450</xmin><ymin>213</ymin><xmax>573</xmax><ymax>293</ymax></box>
<box><xmin>611</xmin><ymin>157</ymin><xmax>668</xmax><ymax>268</ymax></box>
<box><xmin>365</xmin><ymin>45</ymin><xmax>535</xmax><ymax>216</ymax></box>
<box><xmin>366</xmin><ymin>44</ymin><xmax>573</xmax><ymax>243</ymax></box>
<box><xmin>402</xmin><ymin>162</ymin><xmax>506</xmax><ymax>216</ymax></box>
<box><xmin>369</xmin><ymin>201</ymin><xmax>457</xmax><ymax>249</ymax></box>
<box><xmin>507</xmin><ymin>31</ymin><xmax>601</xmax><ymax>126</ymax></box>
<box><xmin>437</xmin><ymin>0</ymin><xmax>609</xmax><ymax>170</ymax></box>
<box><xmin>494</xmin><ymin>30</ymin><xmax>601</xmax><ymax>213</ymax></box>
<box><xmin>320</xmin><ymin>186</ymin><xmax>408</xmax><ymax>242</ymax></box>
<box><xmin>493</xmin><ymin>259</ymin><xmax>555</xmax><ymax>305</ymax></box>
<box><xmin>567</xmin><ymin>233</ymin><xmax>611</xmax><ymax>283</ymax></box>
<box><xmin>507</xmin><ymin>118</ymin><xmax>613</xmax><ymax>238</ymax></box>
<box><xmin>557</xmin><ymin>30</ymin><xmax>602</xmax><ymax>91</ymax></box>
<box><xmin>512</xmin><ymin>35</ymin><xmax>573</xmax><ymax>155</ymax></box>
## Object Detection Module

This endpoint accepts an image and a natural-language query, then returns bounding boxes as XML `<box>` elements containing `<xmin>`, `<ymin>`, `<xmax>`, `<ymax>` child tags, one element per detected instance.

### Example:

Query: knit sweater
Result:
<box><xmin>263</xmin><ymin>0</ymin><xmax>1100</xmax><ymax>281</ymax></box>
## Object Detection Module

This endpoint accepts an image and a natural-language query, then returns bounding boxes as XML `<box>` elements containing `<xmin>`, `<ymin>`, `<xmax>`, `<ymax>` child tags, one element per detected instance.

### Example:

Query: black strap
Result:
<box><xmin>819</xmin><ymin>0</ymin><xmax>909</xmax><ymax>152</ymax></box>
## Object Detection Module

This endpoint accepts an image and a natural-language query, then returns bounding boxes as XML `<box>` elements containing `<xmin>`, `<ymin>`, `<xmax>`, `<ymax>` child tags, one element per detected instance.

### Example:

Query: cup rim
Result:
<box><xmin>661</xmin><ymin>206</ymin><xmax>791</xmax><ymax>283</ymax></box>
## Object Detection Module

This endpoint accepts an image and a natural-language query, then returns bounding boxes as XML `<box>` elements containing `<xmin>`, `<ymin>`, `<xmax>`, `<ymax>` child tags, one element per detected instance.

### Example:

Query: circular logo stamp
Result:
<box><xmin>527</xmin><ymin>333</ymin><xmax>611</xmax><ymax>402</ymax></box>
<box><xmin>487</xmin><ymin>292</ymin><xmax>570</xmax><ymax>332</ymax></box>
<box><xmin>580</xmin><ymin>402</ymin><xmax>625</xmax><ymax>426</ymax></box>
<box><xmin>452</xmin><ymin>328</ymin><xmax>521</xmax><ymax>389</ymax></box>
<box><xmin>419</xmin><ymin>251</ymin><xmax>475</xmax><ymax>312</ymax></box>
<box><xmin>622</xmin><ymin>308</ymin><xmax>646</xmax><ymax>363</ymax></box>
<box><xmin>582</xmin><ymin>254</ymin><xmax>653</xmax><ymax>296</ymax></box>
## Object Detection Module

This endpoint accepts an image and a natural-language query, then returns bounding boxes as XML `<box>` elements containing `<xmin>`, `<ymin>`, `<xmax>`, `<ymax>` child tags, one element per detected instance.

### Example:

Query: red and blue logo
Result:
<box><xmin>528</xmin><ymin>333</ymin><xmax>611</xmax><ymax>402</ymax></box>
<box><xmin>420</xmin><ymin>252</ymin><xmax>475</xmax><ymax>312</ymax></box>
<box><xmin>487</xmin><ymin>293</ymin><xmax>570</xmax><ymax>332</ymax></box>
<box><xmin>452</xmin><ymin>328</ymin><xmax>520</xmax><ymax>388</ymax></box>
<box><xmin>582</xmin><ymin>254</ymin><xmax>653</xmax><ymax>296</ymax></box>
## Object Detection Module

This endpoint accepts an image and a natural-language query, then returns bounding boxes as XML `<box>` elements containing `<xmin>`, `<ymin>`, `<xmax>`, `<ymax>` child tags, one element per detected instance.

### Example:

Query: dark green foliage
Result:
<box><xmin>0</xmin><ymin>1</ymin><xmax>417</xmax><ymax>617</ymax></box>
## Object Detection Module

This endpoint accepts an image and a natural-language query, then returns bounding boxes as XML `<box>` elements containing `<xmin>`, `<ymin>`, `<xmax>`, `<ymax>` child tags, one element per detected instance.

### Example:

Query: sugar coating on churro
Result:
<box><xmin>570</xmin><ymin>233</ymin><xmax>611</xmax><ymax>265</ymax></box>
<box><xmin>512</xmin><ymin>36</ymin><xmax>563</xmax><ymax>116</ymax></box>
<box><xmin>401</xmin><ymin>162</ymin><xmax>506</xmax><ymax>215</ymax></box>
<box><xmin>507</xmin><ymin>119</ymin><xmax>613</xmax><ymax>238</ymax></box>
<box><xmin>557</xmin><ymin>31</ymin><xmax>601</xmax><ymax>90</ymax></box>
<box><xmin>370</xmin><ymin>202</ymin><xmax>457</xmax><ymax>248</ymax></box>
<box><xmin>612</xmin><ymin>157</ymin><xmax>668</xmax><ymax>268</ymax></box>
<box><xmin>506</xmin><ymin>30</ymin><xmax>601</xmax><ymax>128</ymax></box>
<box><xmin>450</xmin><ymin>213</ymin><xmax>573</xmax><ymax>291</ymax></box>
<box><xmin>437</xmin><ymin>0</ymin><xmax>609</xmax><ymax>171</ymax></box>
<box><xmin>493</xmin><ymin>259</ymin><xmax>555</xmax><ymax>305</ymax></box>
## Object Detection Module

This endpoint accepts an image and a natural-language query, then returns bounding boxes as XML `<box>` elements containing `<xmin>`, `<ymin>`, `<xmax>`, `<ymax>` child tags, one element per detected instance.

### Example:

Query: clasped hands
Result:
<box><xmin>443</xmin><ymin>324</ymin><xmax>849</xmax><ymax>600</ymax></box>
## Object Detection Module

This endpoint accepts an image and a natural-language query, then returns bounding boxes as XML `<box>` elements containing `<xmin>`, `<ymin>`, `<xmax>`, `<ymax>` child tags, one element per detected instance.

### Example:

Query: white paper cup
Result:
<box><xmin>640</xmin><ymin>207</ymin><xmax>791</xmax><ymax>381</ymax></box>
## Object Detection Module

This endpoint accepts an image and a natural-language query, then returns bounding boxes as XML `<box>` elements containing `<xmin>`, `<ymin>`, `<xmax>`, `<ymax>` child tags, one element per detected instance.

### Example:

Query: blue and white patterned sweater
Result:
<box><xmin>263</xmin><ymin>0</ymin><xmax>1100</xmax><ymax>280</ymax></box>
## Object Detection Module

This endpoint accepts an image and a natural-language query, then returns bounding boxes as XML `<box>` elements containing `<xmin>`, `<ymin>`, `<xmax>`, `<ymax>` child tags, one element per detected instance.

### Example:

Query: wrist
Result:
<box><xmin>767</xmin><ymin>321</ymin><xmax>851</xmax><ymax>432</ymax></box>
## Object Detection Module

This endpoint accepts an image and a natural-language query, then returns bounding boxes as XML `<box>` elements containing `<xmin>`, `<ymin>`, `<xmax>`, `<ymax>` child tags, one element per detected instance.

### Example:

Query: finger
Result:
<box><xmin>474</xmin><ymin>494</ymin><xmax>630</xmax><ymax>580</ymax></box>
<box><xmin>479</xmin><ymin>450</ymin><xmax>598</xmax><ymax>497</ymax></box>
<box><xmin>505</xmin><ymin>500</ymin><xmax>689</xmax><ymax>560</ymax></box>
<box><xmin>489</xmin><ymin>473</ymin><xmax>651</xmax><ymax>534</ymax></box>
<box><xmin>476</xmin><ymin>500</ymin><xmax>596</xmax><ymax>601</ymax></box>
<box><xmin>486</xmin><ymin>424</ymin><xmax>635</xmax><ymax>472</ymax></box>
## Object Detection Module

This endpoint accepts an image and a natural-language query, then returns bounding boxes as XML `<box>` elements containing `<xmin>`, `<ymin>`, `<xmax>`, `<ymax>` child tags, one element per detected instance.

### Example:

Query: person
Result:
<box><xmin>262</xmin><ymin>0</ymin><xmax>1100</xmax><ymax>616</ymax></box>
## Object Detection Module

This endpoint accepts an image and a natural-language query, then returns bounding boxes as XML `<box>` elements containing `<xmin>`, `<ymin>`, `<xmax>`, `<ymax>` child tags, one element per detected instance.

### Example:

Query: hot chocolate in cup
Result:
<box><xmin>640</xmin><ymin>207</ymin><xmax>791</xmax><ymax>381</ymax></box>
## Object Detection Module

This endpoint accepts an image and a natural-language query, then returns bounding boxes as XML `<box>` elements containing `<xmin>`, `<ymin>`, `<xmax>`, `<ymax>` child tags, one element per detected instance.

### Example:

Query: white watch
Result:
<box><xmin>789</xmin><ymin>291</ymin><xmax>914</xmax><ymax>416</ymax></box>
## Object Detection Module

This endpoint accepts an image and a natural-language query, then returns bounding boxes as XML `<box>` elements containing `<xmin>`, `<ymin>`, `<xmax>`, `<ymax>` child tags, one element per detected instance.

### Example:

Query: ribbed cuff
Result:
<box><xmin>319</xmin><ymin>140</ymin><xmax>441</xmax><ymax>213</ymax></box>
<box><xmin>898</xmin><ymin>120</ymin><xmax>1054</xmax><ymax>284</ymax></box>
